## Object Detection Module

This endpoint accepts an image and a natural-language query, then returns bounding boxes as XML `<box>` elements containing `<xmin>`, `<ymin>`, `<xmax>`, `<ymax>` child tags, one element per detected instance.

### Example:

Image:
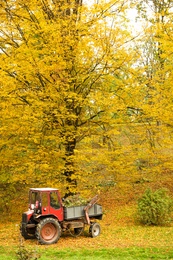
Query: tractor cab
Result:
<box><xmin>28</xmin><ymin>188</ymin><xmax>64</xmax><ymax>221</ymax></box>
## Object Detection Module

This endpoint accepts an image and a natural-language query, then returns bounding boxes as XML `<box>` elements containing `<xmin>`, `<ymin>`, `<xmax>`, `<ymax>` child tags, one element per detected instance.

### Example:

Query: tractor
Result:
<box><xmin>21</xmin><ymin>188</ymin><xmax>103</xmax><ymax>244</ymax></box>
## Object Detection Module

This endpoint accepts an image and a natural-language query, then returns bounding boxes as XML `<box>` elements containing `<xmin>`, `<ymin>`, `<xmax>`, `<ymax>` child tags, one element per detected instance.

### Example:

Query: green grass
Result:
<box><xmin>1</xmin><ymin>247</ymin><xmax>173</xmax><ymax>260</ymax></box>
<box><xmin>0</xmin><ymin>246</ymin><xmax>15</xmax><ymax>260</ymax></box>
<box><xmin>39</xmin><ymin>248</ymin><xmax>173</xmax><ymax>260</ymax></box>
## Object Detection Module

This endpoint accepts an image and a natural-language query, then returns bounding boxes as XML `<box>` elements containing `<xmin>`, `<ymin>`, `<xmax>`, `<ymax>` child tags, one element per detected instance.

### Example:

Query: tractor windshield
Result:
<box><xmin>30</xmin><ymin>191</ymin><xmax>40</xmax><ymax>204</ymax></box>
<box><xmin>29</xmin><ymin>191</ymin><xmax>41</xmax><ymax>210</ymax></box>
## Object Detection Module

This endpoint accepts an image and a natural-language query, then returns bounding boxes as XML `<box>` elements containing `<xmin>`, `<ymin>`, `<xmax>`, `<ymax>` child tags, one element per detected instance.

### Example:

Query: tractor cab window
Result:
<box><xmin>30</xmin><ymin>192</ymin><xmax>40</xmax><ymax>204</ymax></box>
<box><xmin>30</xmin><ymin>191</ymin><xmax>41</xmax><ymax>212</ymax></box>
<box><xmin>41</xmin><ymin>192</ymin><xmax>48</xmax><ymax>208</ymax></box>
<box><xmin>50</xmin><ymin>192</ymin><xmax>60</xmax><ymax>209</ymax></box>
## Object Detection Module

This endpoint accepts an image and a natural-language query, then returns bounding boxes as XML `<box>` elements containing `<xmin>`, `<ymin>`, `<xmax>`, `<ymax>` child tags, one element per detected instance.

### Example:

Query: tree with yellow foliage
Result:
<box><xmin>127</xmin><ymin>0</ymin><xmax>173</xmax><ymax>179</ymax></box>
<box><xmin>0</xmin><ymin>0</ymin><xmax>134</xmax><ymax>200</ymax></box>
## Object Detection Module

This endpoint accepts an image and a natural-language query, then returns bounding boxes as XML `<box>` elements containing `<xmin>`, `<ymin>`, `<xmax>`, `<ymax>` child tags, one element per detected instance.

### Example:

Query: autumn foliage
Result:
<box><xmin>0</xmin><ymin>0</ymin><xmax>173</xmax><ymax>214</ymax></box>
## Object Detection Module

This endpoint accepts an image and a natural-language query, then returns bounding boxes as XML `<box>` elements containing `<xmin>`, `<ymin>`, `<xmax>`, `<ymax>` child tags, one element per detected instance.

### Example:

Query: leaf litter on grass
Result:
<box><xmin>1</xmin><ymin>206</ymin><xmax>173</xmax><ymax>250</ymax></box>
<box><xmin>1</xmin><ymin>187</ymin><xmax>173</xmax><ymax>260</ymax></box>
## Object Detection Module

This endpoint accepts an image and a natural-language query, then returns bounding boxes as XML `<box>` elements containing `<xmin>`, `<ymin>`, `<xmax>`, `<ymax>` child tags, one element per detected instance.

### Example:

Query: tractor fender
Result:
<box><xmin>34</xmin><ymin>214</ymin><xmax>60</xmax><ymax>222</ymax></box>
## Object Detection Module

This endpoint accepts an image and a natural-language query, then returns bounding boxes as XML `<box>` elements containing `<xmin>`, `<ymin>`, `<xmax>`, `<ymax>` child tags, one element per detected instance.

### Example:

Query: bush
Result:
<box><xmin>16</xmin><ymin>244</ymin><xmax>40</xmax><ymax>260</ymax></box>
<box><xmin>137</xmin><ymin>188</ymin><xmax>173</xmax><ymax>226</ymax></box>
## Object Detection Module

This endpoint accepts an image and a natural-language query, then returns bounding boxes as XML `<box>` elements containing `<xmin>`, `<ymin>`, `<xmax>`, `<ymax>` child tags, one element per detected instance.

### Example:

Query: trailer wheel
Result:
<box><xmin>89</xmin><ymin>222</ymin><xmax>101</xmax><ymax>238</ymax></box>
<box><xmin>36</xmin><ymin>218</ymin><xmax>61</xmax><ymax>245</ymax></box>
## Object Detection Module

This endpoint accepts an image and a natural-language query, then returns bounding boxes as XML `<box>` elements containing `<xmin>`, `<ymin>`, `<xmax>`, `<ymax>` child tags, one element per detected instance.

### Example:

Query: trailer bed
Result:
<box><xmin>64</xmin><ymin>204</ymin><xmax>102</xmax><ymax>220</ymax></box>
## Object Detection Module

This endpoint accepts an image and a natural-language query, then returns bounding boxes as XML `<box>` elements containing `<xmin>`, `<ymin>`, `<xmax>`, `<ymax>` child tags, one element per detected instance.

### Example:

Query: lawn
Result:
<box><xmin>1</xmin><ymin>211</ymin><xmax>173</xmax><ymax>259</ymax></box>
<box><xmin>1</xmin><ymin>187</ymin><xmax>173</xmax><ymax>259</ymax></box>
<box><xmin>1</xmin><ymin>245</ymin><xmax>173</xmax><ymax>259</ymax></box>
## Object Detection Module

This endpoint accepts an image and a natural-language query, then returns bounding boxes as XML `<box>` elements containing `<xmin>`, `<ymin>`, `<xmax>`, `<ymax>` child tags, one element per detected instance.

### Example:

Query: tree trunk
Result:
<box><xmin>64</xmin><ymin>136</ymin><xmax>77</xmax><ymax>197</ymax></box>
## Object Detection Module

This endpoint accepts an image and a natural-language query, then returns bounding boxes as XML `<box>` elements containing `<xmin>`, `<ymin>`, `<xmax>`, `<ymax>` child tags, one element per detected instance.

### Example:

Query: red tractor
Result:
<box><xmin>21</xmin><ymin>188</ymin><xmax>102</xmax><ymax>244</ymax></box>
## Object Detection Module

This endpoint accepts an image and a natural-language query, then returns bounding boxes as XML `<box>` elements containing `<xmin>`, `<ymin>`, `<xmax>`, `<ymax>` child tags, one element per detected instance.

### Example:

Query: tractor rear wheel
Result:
<box><xmin>89</xmin><ymin>222</ymin><xmax>101</xmax><ymax>238</ymax></box>
<box><xmin>36</xmin><ymin>218</ymin><xmax>61</xmax><ymax>245</ymax></box>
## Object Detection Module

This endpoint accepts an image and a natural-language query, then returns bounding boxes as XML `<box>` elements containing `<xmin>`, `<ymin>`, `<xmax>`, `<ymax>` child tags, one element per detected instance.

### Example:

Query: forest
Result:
<box><xmin>0</xmin><ymin>0</ymin><xmax>173</xmax><ymax>217</ymax></box>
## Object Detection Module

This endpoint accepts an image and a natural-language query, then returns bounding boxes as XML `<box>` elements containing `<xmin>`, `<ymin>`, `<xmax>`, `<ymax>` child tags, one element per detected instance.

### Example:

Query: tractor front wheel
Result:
<box><xmin>36</xmin><ymin>218</ymin><xmax>61</xmax><ymax>245</ymax></box>
<box><xmin>20</xmin><ymin>223</ymin><xmax>36</xmax><ymax>239</ymax></box>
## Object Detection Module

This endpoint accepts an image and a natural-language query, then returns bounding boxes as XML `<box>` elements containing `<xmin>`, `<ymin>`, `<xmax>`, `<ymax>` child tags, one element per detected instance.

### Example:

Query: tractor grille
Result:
<box><xmin>22</xmin><ymin>213</ymin><xmax>28</xmax><ymax>224</ymax></box>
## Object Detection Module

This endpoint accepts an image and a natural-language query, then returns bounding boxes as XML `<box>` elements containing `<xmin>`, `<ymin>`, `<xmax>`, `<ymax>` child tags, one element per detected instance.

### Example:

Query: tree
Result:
<box><xmin>128</xmin><ymin>0</ymin><xmax>173</xmax><ymax>177</ymax></box>
<box><xmin>0</xmin><ymin>0</ymin><xmax>134</xmax><ymax>197</ymax></box>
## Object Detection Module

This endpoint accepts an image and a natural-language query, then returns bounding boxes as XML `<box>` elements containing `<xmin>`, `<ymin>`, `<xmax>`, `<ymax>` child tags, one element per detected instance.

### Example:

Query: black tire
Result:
<box><xmin>89</xmin><ymin>222</ymin><xmax>101</xmax><ymax>238</ymax></box>
<box><xmin>69</xmin><ymin>227</ymin><xmax>84</xmax><ymax>237</ymax></box>
<box><xmin>74</xmin><ymin>227</ymin><xmax>83</xmax><ymax>236</ymax></box>
<box><xmin>36</xmin><ymin>218</ymin><xmax>61</xmax><ymax>245</ymax></box>
<box><xmin>20</xmin><ymin>223</ymin><xmax>36</xmax><ymax>239</ymax></box>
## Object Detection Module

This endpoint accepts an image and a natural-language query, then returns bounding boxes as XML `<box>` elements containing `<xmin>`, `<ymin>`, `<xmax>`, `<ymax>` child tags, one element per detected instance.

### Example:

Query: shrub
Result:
<box><xmin>16</xmin><ymin>244</ymin><xmax>40</xmax><ymax>260</ymax></box>
<box><xmin>137</xmin><ymin>188</ymin><xmax>173</xmax><ymax>226</ymax></box>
